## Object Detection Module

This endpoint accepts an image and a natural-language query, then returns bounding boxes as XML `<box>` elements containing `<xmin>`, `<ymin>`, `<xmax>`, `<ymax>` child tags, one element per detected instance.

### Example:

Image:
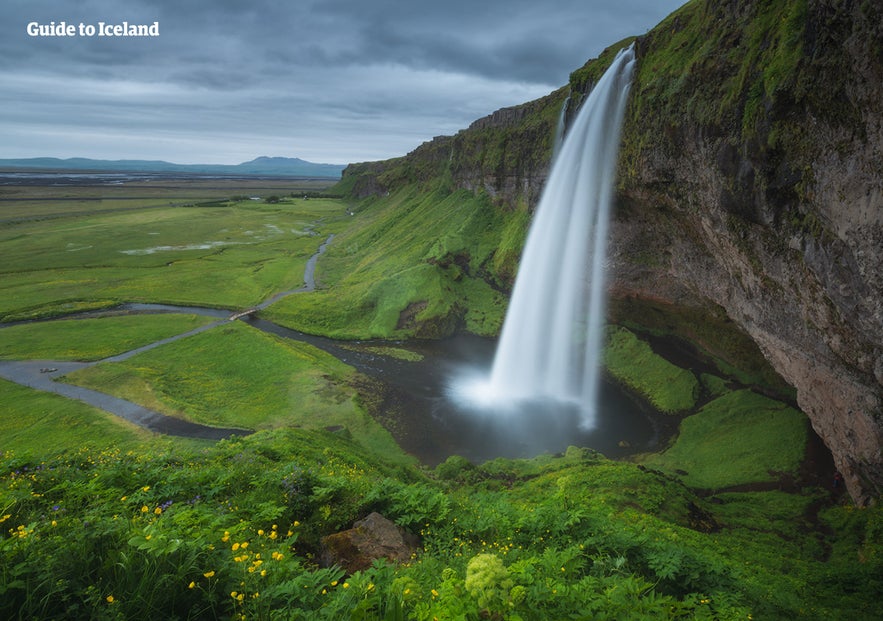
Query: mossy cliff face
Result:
<box><xmin>338</xmin><ymin>0</ymin><xmax>882</xmax><ymax>503</ymax></box>
<box><xmin>614</xmin><ymin>0</ymin><xmax>882</xmax><ymax>504</ymax></box>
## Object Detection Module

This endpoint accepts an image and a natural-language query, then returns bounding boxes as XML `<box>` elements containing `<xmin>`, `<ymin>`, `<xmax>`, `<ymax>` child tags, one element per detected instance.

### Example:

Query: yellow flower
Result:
<box><xmin>231</xmin><ymin>542</ymin><xmax>240</xmax><ymax>551</ymax></box>
<box><xmin>343</xmin><ymin>582</ymin><xmax>350</xmax><ymax>589</ymax></box>
<box><xmin>154</xmin><ymin>507</ymin><xmax>162</xmax><ymax>515</ymax></box>
<box><xmin>142</xmin><ymin>486</ymin><xmax>150</xmax><ymax>492</ymax></box>
<box><xmin>431</xmin><ymin>589</ymin><xmax>439</xmax><ymax>598</ymax></box>
<box><xmin>257</xmin><ymin>529</ymin><xmax>264</xmax><ymax>536</ymax></box>
<box><xmin>120</xmin><ymin>496</ymin><xmax>127</xmax><ymax>501</ymax></box>
<box><xmin>231</xmin><ymin>591</ymin><xmax>238</xmax><ymax>598</ymax></box>
<box><xmin>204</xmin><ymin>570</ymin><xmax>215</xmax><ymax>578</ymax></box>
<box><xmin>140</xmin><ymin>505</ymin><xmax>149</xmax><ymax>513</ymax></box>
<box><xmin>106</xmin><ymin>595</ymin><xmax>115</xmax><ymax>603</ymax></box>
<box><xmin>188</xmin><ymin>581</ymin><xmax>196</xmax><ymax>589</ymax></box>
<box><xmin>51</xmin><ymin>520</ymin><xmax>57</xmax><ymax>527</ymax></box>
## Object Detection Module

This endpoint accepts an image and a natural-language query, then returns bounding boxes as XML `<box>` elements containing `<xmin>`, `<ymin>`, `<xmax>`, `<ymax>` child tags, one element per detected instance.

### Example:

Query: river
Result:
<box><xmin>0</xmin><ymin>234</ymin><xmax>668</xmax><ymax>464</ymax></box>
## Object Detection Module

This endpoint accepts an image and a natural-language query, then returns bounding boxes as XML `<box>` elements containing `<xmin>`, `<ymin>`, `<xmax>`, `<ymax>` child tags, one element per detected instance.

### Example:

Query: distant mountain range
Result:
<box><xmin>0</xmin><ymin>156</ymin><xmax>345</xmax><ymax>178</ymax></box>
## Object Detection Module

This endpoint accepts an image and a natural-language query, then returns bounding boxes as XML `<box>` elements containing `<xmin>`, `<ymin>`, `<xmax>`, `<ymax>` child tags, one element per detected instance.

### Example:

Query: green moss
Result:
<box><xmin>604</xmin><ymin>326</ymin><xmax>699</xmax><ymax>413</ymax></box>
<box><xmin>640</xmin><ymin>389</ymin><xmax>807</xmax><ymax>489</ymax></box>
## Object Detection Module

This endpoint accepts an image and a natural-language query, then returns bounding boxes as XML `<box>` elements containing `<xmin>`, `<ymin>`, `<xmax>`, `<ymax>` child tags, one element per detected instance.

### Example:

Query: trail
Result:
<box><xmin>0</xmin><ymin>234</ymin><xmax>334</xmax><ymax>440</ymax></box>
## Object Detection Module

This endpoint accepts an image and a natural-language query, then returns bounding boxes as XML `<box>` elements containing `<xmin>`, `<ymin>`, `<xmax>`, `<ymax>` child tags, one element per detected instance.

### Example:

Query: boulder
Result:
<box><xmin>320</xmin><ymin>512</ymin><xmax>419</xmax><ymax>573</ymax></box>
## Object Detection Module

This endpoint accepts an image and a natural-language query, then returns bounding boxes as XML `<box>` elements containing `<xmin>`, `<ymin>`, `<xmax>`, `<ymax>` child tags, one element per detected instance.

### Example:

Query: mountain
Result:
<box><xmin>336</xmin><ymin>0</ymin><xmax>883</xmax><ymax>504</ymax></box>
<box><xmin>0</xmin><ymin>155</ymin><xmax>344</xmax><ymax>178</ymax></box>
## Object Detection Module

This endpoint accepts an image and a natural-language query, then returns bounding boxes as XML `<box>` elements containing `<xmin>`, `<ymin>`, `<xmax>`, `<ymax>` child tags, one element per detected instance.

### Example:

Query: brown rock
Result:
<box><xmin>320</xmin><ymin>512</ymin><xmax>419</xmax><ymax>574</ymax></box>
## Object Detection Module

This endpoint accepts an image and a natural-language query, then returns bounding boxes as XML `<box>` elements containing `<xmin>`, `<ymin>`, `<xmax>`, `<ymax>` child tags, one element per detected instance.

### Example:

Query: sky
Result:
<box><xmin>1</xmin><ymin>0</ymin><xmax>686</xmax><ymax>166</ymax></box>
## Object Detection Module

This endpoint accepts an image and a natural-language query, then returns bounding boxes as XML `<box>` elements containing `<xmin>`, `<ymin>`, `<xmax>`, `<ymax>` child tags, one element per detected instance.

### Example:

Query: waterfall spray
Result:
<box><xmin>452</xmin><ymin>45</ymin><xmax>635</xmax><ymax>429</ymax></box>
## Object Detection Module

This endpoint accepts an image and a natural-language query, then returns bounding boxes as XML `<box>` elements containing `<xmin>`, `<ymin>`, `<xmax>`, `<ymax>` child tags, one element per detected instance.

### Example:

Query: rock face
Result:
<box><xmin>612</xmin><ymin>0</ymin><xmax>883</xmax><ymax>504</ymax></box>
<box><xmin>339</xmin><ymin>0</ymin><xmax>882</xmax><ymax>504</ymax></box>
<box><xmin>320</xmin><ymin>512</ymin><xmax>419</xmax><ymax>573</ymax></box>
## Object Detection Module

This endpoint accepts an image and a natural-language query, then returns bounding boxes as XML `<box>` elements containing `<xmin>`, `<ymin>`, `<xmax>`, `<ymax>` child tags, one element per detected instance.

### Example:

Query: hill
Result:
<box><xmin>0</xmin><ymin>155</ymin><xmax>345</xmax><ymax>178</ymax></box>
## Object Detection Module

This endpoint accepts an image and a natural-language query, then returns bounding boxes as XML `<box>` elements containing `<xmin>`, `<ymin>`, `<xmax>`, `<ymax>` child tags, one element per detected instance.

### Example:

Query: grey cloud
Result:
<box><xmin>1</xmin><ymin>0</ymin><xmax>686</xmax><ymax>164</ymax></box>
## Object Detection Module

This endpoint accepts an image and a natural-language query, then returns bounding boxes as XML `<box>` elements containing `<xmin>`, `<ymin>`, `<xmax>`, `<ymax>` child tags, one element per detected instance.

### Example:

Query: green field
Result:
<box><xmin>0</xmin><ymin>313</ymin><xmax>217</xmax><ymax>361</ymax></box>
<box><xmin>0</xmin><ymin>195</ymin><xmax>349</xmax><ymax>321</ymax></box>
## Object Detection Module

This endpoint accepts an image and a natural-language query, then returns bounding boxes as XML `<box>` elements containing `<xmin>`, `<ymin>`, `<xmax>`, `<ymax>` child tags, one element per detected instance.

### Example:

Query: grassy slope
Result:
<box><xmin>1</xmin><ymin>430</ymin><xmax>879</xmax><ymax>620</ymax></box>
<box><xmin>263</xmin><ymin>185</ymin><xmax>513</xmax><ymax>339</ymax></box>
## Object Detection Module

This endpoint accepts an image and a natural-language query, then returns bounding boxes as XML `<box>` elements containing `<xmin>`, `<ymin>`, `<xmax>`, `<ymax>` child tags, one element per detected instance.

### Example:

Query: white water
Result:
<box><xmin>452</xmin><ymin>45</ymin><xmax>635</xmax><ymax>429</ymax></box>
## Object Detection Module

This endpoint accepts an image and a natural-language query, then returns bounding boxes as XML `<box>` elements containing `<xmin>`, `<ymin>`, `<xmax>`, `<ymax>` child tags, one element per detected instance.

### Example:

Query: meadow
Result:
<box><xmin>1</xmin><ymin>178</ymin><xmax>880</xmax><ymax>619</ymax></box>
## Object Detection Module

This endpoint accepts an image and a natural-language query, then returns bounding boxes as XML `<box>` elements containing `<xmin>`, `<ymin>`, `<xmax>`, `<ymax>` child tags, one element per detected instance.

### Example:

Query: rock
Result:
<box><xmin>320</xmin><ymin>512</ymin><xmax>419</xmax><ymax>574</ymax></box>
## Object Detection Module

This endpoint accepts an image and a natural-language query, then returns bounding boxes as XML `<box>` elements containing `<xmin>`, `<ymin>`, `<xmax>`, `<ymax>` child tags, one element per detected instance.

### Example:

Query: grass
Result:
<box><xmin>639</xmin><ymin>389</ymin><xmax>808</xmax><ymax>489</ymax></box>
<box><xmin>0</xmin><ymin>378</ymin><xmax>157</xmax><ymax>455</ymax></box>
<box><xmin>3</xmin><ymin>431</ymin><xmax>879</xmax><ymax>621</ymax></box>
<box><xmin>604</xmin><ymin>325</ymin><xmax>699</xmax><ymax>413</ymax></box>
<box><xmin>61</xmin><ymin>321</ymin><xmax>411</xmax><ymax>464</ymax></box>
<box><xmin>0</xmin><ymin>197</ymin><xmax>350</xmax><ymax>321</ymax></box>
<box><xmin>0</xmin><ymin>313</ymin><xmax>217</xmax><ymax>361</ymax></box>
<box><xmin>263</xmin><ymin>185</ymin><xmax>509</xmax><ymax>339</ymax></box>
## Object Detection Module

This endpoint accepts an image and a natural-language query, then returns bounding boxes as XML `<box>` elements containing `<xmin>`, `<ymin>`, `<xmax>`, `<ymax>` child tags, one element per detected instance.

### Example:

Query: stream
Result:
<box><xmin>0</xmin><ymin>234</ymin><xmax>669</xmax><ymax>464</ymax></box>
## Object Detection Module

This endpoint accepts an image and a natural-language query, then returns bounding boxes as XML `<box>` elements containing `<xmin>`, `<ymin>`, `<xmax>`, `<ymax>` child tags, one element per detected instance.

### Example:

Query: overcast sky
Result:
<box><xmin>1</xmin><ymin>0</ymin><xmax>685</xmax><ymax>166</ymax></box>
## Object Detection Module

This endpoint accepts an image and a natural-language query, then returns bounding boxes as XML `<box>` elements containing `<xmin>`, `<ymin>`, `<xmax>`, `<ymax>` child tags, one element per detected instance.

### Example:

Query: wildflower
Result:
<box><xmin>222</xmin><ymin>531</ymin><xmax>230</xmax><ymax>542</ymax></box>
<box><xmin>140</xmin><ymin>506</ymin><xmax>149</xmax><ymax>513</ymax></box>
<box><xmin>260</xmin><ymin>569</ymin><xmax>267</xmax><ymax>577</ymax></box>
<box><xmin>188</xmin><ymin>581</ymin><xmax>196</xmax><ymax>589</ymax></box>
<box><xmin>204</xmin><ymin>570</ymin><xmax>215</xmax><ymax>578</ymax></box>
<box><xmin>154</xmin><ymin>507</ymin><xmax>162</xmax><ymax>515</ymax></box>
<box><xmin>232</xmin><ymin>542</ymin><xmax>240</xmax><ymax>551</ymax></box>
<box><xmin>142</xmin><ymin>486</ymin><xmax>150</xmax><ymax>492</ymax></box>
<box><xmin>106</xmin><ymin>595</ymin><xmax>115</xmax><ymax>603</ymax></box>
<box><xmin>431</xmin><ymin>589</ymin><xmax>439</xmax><ymax>598</ymax></box>
<box><xmin>51</xmin><ymin>520</ymin><xmax>57</xmax><ymax>527</ymax></box>
<box><xmin>257</xmin><ymin>529</ymin><xmax>264</xmax><ymax>536</ymax></box>
<box><xmin>231</xmin><ymin>591</ymin><xmax>238</xmax><ymax>598</ymax></box>
<box><xmin>343</xmin><ymin>582</ymin><xmax>350</xmax><ymax>589</ymax></box>
<box><xmin>331</xmin><ymin>580</ymin><xmax>338</xmax><ymax>587</ymax></box>
<box><xmin>121</xmin><ymin>496</ymin><xmax>127</xmax><ymax>501</ymax></box>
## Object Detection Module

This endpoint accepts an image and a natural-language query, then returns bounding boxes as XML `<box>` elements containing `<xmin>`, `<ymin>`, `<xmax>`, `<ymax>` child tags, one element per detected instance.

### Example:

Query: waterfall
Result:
<box><xmin>454</xmin><ymin>45</ymin><xmax>635</xmax><ymax>430</ymax></box>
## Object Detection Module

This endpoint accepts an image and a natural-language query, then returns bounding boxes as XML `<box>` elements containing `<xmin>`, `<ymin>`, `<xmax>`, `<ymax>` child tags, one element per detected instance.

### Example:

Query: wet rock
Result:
<box><xmin>320</xmin><ymin>512</ymin><xmax>419</xmax><ymax>574</ymax></box>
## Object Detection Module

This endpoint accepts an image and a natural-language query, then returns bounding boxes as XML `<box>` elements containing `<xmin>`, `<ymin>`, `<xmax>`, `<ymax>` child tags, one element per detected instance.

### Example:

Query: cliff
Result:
<box><xmin>339</xmin><ymin>0</ymin><xmax>882</xmax><ymax>504</ymax></box>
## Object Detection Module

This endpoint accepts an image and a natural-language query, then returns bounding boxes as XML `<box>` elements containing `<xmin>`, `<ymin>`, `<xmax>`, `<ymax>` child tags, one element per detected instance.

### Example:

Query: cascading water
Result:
<box><xmin>452</xmin><ymin>45</ymin><xmax>635</xmax><ymax>430</ymax></box>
